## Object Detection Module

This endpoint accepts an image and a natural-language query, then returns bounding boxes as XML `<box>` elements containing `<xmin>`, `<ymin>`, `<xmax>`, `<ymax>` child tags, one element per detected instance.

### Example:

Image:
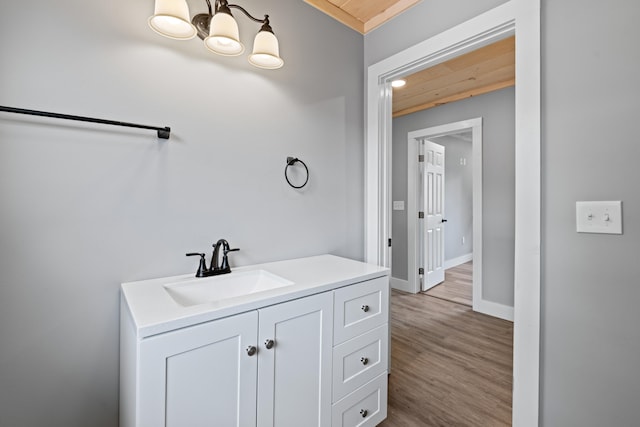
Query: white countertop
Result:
<box><xmin>121</xmin><ymin>254</ymin><xmax>389</xmax><ymax>338</ymax></box>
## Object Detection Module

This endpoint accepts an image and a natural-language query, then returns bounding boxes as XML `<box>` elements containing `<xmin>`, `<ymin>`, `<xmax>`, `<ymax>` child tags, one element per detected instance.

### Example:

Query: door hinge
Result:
<box><xmin>418</xmin><ymin>268</ymin><xmax>424</xmax><ymax>275</ymax></box>
<box><xmin>418</xmin><ymin>211</ymin><xmax>424</xmax><ymax>219</ymax></box>
<box><xmin>418</xmin><ymin>155</ymin><xmax>425</xmax><ymax>162</ymax></box>
<box><xmin>388</xmin><ymin>238</ymin><xmax>392</xmax><ymax>247</ymax></box>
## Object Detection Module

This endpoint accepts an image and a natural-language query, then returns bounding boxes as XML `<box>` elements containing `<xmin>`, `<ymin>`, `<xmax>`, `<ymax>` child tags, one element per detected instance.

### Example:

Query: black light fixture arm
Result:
<box><xmin>212</xmin><ymin>0</ymin><xmax>271</xmax><ymax>26</ymax></box>
<box><xmin>193</xmin><ymin>0</ymin><xmax>273</xmax><ymax>41</ymax></box>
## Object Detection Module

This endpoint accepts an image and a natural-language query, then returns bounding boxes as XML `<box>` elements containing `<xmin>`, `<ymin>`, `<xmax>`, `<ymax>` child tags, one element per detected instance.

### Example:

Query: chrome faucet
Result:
<box><xmin>186</xmin><ymin>239</ymin><xmax>240</xmax><ymax>277</ymax></box>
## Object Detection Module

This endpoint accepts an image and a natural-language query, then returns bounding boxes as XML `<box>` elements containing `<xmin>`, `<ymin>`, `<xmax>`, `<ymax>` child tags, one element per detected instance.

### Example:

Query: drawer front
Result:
<box><xmin>332</xmin><ymin>325</ymin><xmax>388</xmax><ymax>403</ymax></box>
<box><xmin>334</xmin><ymin>276</ymin><xmax>389</xmax><ymax>345</ymax></box>
<box><xmin>331</xmin><ymin>372</ymin><xmax>388</xmax><ymax>427</ymax></box>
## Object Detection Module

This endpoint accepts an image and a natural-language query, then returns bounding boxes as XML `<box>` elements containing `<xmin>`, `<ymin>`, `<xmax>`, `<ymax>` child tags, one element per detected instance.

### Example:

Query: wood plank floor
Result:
<box><xmin>379</xmin><ymin>289</ymin><xmax>513</xmax><ymax>426</ymax></box>
<box><xmin>424</xmin><ymin>261</ymin><xmax>473</xmax><ymax>306</ymax></box>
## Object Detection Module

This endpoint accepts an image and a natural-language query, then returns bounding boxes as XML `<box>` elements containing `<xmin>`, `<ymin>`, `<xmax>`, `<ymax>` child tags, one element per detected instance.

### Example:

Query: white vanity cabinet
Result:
<box><xmin>120</xmin><ymin>255</ymin><xmax>390</xmax><ymax>427</ymax></box>
<box><xmin>123</xmin><ymin>292</ymin><xmax>332</xmax><ymax>427</ymax></box>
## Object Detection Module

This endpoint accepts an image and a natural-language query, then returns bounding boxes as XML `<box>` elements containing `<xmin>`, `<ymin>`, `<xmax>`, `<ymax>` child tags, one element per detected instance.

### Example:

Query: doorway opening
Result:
<box><xmin>365</xmin><ymin>1</ymin><xmax>540</xmax><ymax>423</ymax></box>
<box><xmin>403</xmin><ymin>119</ymin><xmax>486</xmax><ymax>311</ymax></box>
<box><xmin>419</xmin><ymin>133</ymin><xmax>474</xmax><ymax>304</ymax></box>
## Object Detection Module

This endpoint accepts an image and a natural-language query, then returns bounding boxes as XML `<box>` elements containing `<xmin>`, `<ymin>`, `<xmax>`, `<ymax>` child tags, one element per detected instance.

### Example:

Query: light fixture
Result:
<box><xmin>391</xmin><ymin>79</ymin><xmax>407</xmax><ymax>88</ymax></box>
<box><xmin>148</xmin><ymin>0</ymin><xmax>197</xmax><ymax>40</ymax></box>
<box><xmin>149</xmin><ymin>0</ymin><xmax>284</xmax><ymax>69</ymax></box>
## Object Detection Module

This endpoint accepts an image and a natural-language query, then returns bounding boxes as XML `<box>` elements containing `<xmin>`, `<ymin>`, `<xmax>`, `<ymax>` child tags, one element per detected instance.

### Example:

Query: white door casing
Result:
<box><xmin>405</xmin><ymin>119</ymin><xmax>483</xmax><ymax>300</ymax></box>
<box><xmin>422</xmin><ymin>140</ymin><xmax>446</xmax><ymax>290</ymax></box>
<box><xmin>364</xmin><ymin>1</ymin><xmax>540</xmax><ymax>425</ymax></box>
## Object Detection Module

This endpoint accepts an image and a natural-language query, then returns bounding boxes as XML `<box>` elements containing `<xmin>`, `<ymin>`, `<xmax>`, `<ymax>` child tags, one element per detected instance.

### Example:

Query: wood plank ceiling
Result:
<box><xmin>304</xmin><ymin>1</ymin><xmax>515</xmax><ymax>117</ymax></box>
<box><xmin>304</xmin><ymin>0</ymin><xmax>421</xmax><ymax>34</ymax></box>
<box><xmin>392</xmin><ymin>36</ymin><xmax>515</xmax><ymax>117</ymax></box>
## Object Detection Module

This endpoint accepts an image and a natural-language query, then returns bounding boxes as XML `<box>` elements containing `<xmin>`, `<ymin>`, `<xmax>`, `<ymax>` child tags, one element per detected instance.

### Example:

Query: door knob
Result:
<box><xmin>246</xmin><ymin>346</ymin><xmax>257</xmax><ymax>356</ymax></box>
<box><xmin>264</xmin><ymin>339</ymin><xmax>275</xmax><ymax>349</ymax></box>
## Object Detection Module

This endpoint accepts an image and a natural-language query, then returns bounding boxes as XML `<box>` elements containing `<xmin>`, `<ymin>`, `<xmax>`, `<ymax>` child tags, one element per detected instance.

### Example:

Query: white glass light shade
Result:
<box><xmin>248</xmin><ymin>31</ymin><xmax>284</xmax><ymax>69</ymax></box>
<box><xmin>148</xmin><ymin>0</ymin><xmax>197</xmax><ymax>40</ymax></box>
<box><xmin>205</xmin><ymin>13</ymin><xmax>244</xmax><ymax>56</ymax></box>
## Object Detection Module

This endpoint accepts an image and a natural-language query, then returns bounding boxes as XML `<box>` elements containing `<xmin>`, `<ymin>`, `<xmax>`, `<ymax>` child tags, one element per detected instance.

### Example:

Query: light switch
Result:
<box><xmin>576</xmin><ymin>201</ymin><xmax>622</xmax><ymax>234</ymax></box>
<box><xmin>393</xmin><ymin>201</ymin><xmax>405</xmax><ymax>211</ymax></box>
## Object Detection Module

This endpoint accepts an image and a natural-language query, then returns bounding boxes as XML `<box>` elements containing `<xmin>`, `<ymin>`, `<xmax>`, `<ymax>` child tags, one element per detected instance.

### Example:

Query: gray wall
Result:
<box><xmin>541</xmin><ymin>1</ymin><xmax>640</xmax><ymax>425</ymax></box>
<box><xmin>370</xmin><ymin>0</ymin><xmax>640</xmax><ymax>424</ymax></box>
<box><xmin>0</xmin><ymin>0</ymin><xmax>363</xmax><ymax>425</ymax></box>
<box><xmin>391</xmin><ymin>87</ymin><xmax>515</xmax><ymax>306</ymax></box>
<box><xmin>429</xmin><ymin>134</ymin><xmax>473</xmax><ymax>261</ymax></box>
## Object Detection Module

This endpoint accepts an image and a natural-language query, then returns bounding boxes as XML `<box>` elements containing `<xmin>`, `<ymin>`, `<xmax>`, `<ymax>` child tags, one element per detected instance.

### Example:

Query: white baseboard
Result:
<box><xmin>444</xmin><ymin>253</ymin><xmax>473</xmax><ymax>270</ymax></box>
<box><xmin>390</xmin><ymin>277</ymin><xmax>413</xmax><ymax>293</ymax></box>
<box><xmin>473</xmin><ymin>298</ymin><xmax>514</xmax><ymax>322</ymax></box>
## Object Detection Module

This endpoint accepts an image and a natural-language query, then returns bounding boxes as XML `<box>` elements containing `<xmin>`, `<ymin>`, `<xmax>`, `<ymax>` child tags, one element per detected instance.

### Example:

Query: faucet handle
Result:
<box><xmin>186</xmin><ymin>253</ymin><xmax>207</xmax><ymax>277</ymax></box>
<box><xmin>220</xmin><ymin>247</ymin><xmax>240</xmax><ymax>271</ymax></box>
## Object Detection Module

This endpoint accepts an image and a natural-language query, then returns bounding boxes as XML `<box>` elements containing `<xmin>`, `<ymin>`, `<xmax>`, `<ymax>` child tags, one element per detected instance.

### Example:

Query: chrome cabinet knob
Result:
<box><xmin>361</xmin><ymin>305</ymin><xmax>370</xmax><ymax>313</ymax></box>
<box><xmin>246</xmin><ymin>346</ymin><xmax>257</xmax><ymax>356</ymax></box>
<box><xmin>360</xmin><ymin>409</ymin><xmax>368</xmax><ymax>418</ymax></box>
<box><xmin>360</xmin><ymin>357</ymin><xmax>369</xmax><ymax>365</ymax></box>
<box><xmin>264</xmin><ymin>339</ymin><xmax>275</xmax><ymax>349</ymax></box>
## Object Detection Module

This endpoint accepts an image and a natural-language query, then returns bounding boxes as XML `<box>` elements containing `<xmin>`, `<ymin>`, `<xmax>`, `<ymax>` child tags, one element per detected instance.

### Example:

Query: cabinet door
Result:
<box><xmin>139</xmin><ymin>311</ymin><xmax>258</xmax><ymax>427</ymax></box>
<box><xmin>257</xmin><ymin>292</ymin><xmax>333</xmax><ymax>427</ymax></box>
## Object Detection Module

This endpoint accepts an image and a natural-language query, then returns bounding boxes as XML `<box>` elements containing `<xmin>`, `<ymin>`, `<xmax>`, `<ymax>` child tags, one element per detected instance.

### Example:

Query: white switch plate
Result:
<box><xmin>393</xmin><ymin>201</ymin><xmax>405</xmax><ymax>211</ymax></box>
<box><xmin>576</xmin><ymin>201</ymin><xmax>622</xmax><ymax>234</ymax></box>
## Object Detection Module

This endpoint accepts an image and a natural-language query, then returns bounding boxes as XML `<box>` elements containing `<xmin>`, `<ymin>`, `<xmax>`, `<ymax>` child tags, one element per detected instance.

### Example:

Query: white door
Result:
<box><xmin>422</xmin><ymin>140</ymin><xmax>446</xmax><ymax>290</ymax></box>
<box><xmin>257</xmin><ymin>292</ymin><xmax>333</xmax><ymax>427</ymax></box>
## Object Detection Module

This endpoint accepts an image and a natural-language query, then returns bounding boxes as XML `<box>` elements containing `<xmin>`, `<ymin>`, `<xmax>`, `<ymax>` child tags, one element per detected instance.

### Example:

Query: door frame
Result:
<box><xmin>406</xmin><ymin>119</ymin><xmax>486</xmax><ymax>305</ymax></box>
<box><xmin>364</xmin><ymin>1</ymin><xmax>540</xmax><ymax>425</ymax></box>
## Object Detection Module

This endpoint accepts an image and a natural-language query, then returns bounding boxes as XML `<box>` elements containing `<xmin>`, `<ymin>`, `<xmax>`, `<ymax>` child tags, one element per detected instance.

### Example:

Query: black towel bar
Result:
<box><xmin>0</xmin><ymin>105</ymin><xmax>171</xmax><ymax>139</ymax></box>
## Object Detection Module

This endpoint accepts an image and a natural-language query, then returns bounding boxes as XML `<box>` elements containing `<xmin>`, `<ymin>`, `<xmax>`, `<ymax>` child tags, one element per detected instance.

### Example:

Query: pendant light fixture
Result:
<box><xmin>205</xmin><ymin>2</ymin><xmax>244</xmax><ymax>56</ymax></box>
<box><xmin>249</xmin><ymin>21</ymin><xmax>284</xmax><ymax>69</ymax></box>
<box><xmin>148</xmin><ymin>0</ymin><xmax>197</xmax><ymax>40</ymax></box>
<box><xmin>148</xmin><ymin>0</ymin><xmax>284</xmax><ymax>69</ymax></box>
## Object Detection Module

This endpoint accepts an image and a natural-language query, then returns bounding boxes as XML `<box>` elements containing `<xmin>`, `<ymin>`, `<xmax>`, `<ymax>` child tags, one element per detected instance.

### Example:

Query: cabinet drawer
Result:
<box><xmin>334</xmin><ymin>276</ymin><xmax>389</xmax><ymax>345</ymax></box>
<box><xmin>333</xmin><ymin>324</ymin><xmax>388</xmax><ymax>403</ymax></box>
<box><xmin>331</xmin><ymin>372</ymin><xmax>388</xmax><ymax>427</ymax></box>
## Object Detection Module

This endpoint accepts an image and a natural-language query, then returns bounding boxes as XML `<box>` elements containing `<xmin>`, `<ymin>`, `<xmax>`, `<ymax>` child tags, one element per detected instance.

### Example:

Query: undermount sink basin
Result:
<box><xmin>164</xmin><ymin>270</ymin><xmax>294</xmax><ymax>307</ymax></box>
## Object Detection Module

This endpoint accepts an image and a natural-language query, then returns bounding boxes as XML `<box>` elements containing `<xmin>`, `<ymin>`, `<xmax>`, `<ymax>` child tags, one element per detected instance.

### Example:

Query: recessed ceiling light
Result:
<box><xmin>391</xmin><ymin>79</ymin><xmax>406</xmax><ymax>88</ymax></box>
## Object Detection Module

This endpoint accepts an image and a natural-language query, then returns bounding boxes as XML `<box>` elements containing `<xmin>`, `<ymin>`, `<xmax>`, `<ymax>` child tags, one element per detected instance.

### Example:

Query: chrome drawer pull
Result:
<box><xmin>360</xmin><ymin>357</ymin><xmax>369</xmax><ymax>365</ymax></box>
<box><xmin>361</xmin><ymin>305</ymin><xmax>370</xmax><ymax>313</ymax></box>
<box><xmin>360</xmin><ymin>409</ymin><xmax>368</xmax><ymax>418</ymax></box>
<box><xmin>264</xmin><ymin>339</ymin><xmax>275</xmax><ymax>349</ymax></box>
<box><xmin>246</xmin><ymin>346</ymin><xmax>257</xmax><ymax>356</ymax></box>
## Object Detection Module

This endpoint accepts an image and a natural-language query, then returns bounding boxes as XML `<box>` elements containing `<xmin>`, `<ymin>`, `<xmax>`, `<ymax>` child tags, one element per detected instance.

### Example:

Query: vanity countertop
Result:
<box><xmin>121</xmin><ymin>254</ymin><xmax>389</xmax><ymax>338</ymax></box>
